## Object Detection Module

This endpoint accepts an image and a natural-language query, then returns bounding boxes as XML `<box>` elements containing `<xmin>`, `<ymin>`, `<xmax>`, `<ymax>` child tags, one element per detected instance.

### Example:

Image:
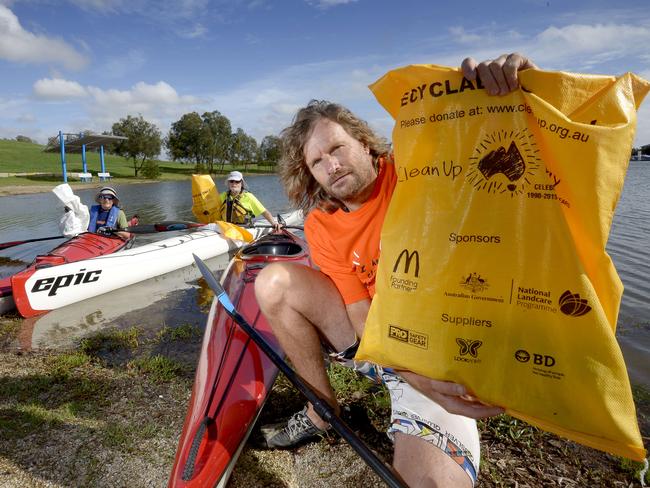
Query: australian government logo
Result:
<box><xmin>390</xmin><ymin>248</ymin><xmax>420</xmax><ymax>292</ymax></box>
<box><xmin>388</xmin><ymin>324</ymin><xmax>428</xmax><ymax>350</ymax></box>
<box><xmin>466</xmin><ymin>128</ymin><xmax>541</xmax><ymax>196</ymax></box>
<box><xmin>444</xmin><ymin>271</ymin><xmax>504</xmax><ymax>304</ymax></box>
<box><xmin>454</xmin><ymin>338</ymin><xmax>482</xmax><ymax>364</ymax></box>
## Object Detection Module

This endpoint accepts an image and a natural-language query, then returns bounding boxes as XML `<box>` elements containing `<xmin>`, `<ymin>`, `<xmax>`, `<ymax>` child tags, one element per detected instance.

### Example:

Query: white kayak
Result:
<box><xmin>12</xmin><ymin>211</ymin><xmax>303</xmax><ymax>317</ymax></box>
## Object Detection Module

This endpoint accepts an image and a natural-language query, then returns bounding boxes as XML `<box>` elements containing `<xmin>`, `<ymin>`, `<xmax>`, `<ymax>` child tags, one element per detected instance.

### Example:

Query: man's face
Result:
<box><xmin>228</xmin><ymin>180</ymin><xmax>242</xmax><ymax>195</ymax></box>
<box><xmin>303</xmin><ymin>119</ymin><xmax>377</xmax><ymax>210</ymax></box>
<box><xmin>99</xmin><ymin>195</ymin><xmax>114</xmax><ymax>210</ymax></box>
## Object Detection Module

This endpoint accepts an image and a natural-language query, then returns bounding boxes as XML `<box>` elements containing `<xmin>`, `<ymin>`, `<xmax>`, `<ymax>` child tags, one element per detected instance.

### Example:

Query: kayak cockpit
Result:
<box><xmin>240</xmin><ymin>233</ymin><xmax>305</xmax><ymax>259</ymax></box>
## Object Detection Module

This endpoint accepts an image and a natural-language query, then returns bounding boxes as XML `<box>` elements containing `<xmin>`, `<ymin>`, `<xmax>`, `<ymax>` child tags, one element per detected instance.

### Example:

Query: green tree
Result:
<box><xmin>202</xmin><ymin>111</ymin><xmax>232</xmax><ymax>173</ymax></box>
<box><xmin>111</xmin><ymin>115</ymin><xmax>162</xmax><ymax>177</ymax></box>
<box><xmin>165</xmin><ymin>112</ymin><xmax>209</xmax><ymax>171</ymax></box>
<box><xmin>259</xmin><ymin>135</ymin><xmax>281</xmax><ymax>171</ymax></box>
<box><xmin>228</xmin><ymin>128</ymin><xmax>258</xmax><ymax>171</ymax></box>
<box><xmin>15</xmin><ymin>135</ymin><xmax>34</xmax><ymax>143</ymax></box>
<box><xmin>166</xmin><ymin>111</ymin><xmax>235</xmax><ymax>173</ymax></box>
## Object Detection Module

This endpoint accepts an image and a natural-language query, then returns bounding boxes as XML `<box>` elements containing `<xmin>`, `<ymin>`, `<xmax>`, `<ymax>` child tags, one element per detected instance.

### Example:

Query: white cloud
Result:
<box><xmin>534</xmin><ymin>23</ymin><xmax>650</xmax><ymax>69</ymax></box>
<box><xmin>33</xmin><ymin>78</ymin><xmax>88</xmax><ymax>99</ymax></box>
<box><xmin>306</xmin><ymin>0</ymin><xmax>359</xmax><ymax>9</ymax></box>
<box><xmin>103</xmin><ymin>49</ymin><xmax>146</xmax><ymax>79</ymax></box>
<box><xmin>180</xmin><ymin>23</ymin><xmax>208</xmax><ymax>39</ymax></box>
<box><xmin>0</xmin><ymin>5</ymin><xmax>89</xmax><ymax>70</ymax></box>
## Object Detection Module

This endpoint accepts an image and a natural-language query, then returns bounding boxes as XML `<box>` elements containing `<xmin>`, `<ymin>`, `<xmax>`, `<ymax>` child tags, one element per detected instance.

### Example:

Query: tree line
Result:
<box><xmin>44</xmin><ymin>112</ymin><xmax>282</xmax><ymax>178</ymax></box>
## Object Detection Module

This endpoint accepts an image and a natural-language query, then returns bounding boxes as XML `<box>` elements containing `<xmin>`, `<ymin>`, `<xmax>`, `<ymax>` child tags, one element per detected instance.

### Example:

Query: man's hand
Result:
<box><xmin>462</xmin><ymin>53</ymin><xmax>538</xmax><ymax>96</ymax></box>
<box><xmin>398</xmin><ymin>370</ymin><xmax>504</xmax><ymax>419</ymax></box>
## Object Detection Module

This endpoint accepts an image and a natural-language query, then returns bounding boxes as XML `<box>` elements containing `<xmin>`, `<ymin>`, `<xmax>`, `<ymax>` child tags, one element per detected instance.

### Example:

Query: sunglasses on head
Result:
<box><xmin>99</xmin><ymin>195</ymin><xmax>114</xmax><ymax>200</ymax></box>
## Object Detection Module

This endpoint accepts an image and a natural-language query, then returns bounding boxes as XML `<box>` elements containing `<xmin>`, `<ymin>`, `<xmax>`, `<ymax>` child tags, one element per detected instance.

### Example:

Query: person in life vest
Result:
<box><xmin>253</xmin><ymin>54</ymin><xmax>537</xmax><ymax>488</ymax></box>
<box><xmin>88</xmin><ymin>186</ymin><xmax>131</xmax><ymax>240</ymax></box>
<box><xmin>220</xmin><ymin>171</ymin><xmax>280</xmax><ymax>230</ymax></box>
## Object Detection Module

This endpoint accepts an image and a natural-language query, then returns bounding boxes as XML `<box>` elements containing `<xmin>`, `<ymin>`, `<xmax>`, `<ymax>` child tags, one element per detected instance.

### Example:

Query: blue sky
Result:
<box><xmin>1</xmin><ymin>0</ymin><xmax>649</xmax><ymax>149</ymax></box>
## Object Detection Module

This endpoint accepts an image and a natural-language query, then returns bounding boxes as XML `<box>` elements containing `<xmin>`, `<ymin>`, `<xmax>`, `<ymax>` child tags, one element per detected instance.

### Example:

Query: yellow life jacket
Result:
<box><xmin>220</xmin><ymin>191</ymin><xmax>254</xmax><ymax>225</ymax></box>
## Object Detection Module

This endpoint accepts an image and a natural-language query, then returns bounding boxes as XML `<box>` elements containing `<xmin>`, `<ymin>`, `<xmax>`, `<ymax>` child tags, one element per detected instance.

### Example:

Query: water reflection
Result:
<box><xmin>11</xmin><ymin>253</ymin><xmax>231</xmax><ymax>351</ymax></box>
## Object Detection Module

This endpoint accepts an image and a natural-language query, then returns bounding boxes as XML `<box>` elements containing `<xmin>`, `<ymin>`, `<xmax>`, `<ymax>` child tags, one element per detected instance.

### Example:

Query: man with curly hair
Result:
<box><xmin>255</xmin><ymin>53</ymin><xmax>537</xmax><ymax>487</ymax></box>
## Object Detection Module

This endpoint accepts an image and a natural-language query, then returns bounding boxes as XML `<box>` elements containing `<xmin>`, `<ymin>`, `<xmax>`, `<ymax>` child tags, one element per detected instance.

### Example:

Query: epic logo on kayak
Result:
<box><xmin>31</xmin><ymin>269</ymin><xmax>102</xmax><ymax>296</ymax></box>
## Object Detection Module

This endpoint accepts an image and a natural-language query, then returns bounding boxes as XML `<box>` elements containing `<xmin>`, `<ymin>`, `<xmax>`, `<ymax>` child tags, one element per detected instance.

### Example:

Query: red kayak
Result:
<box><xmin>2</xmin><ymin>232</ymin><xmax>133</xmax><ymax>317</ymax></box>
<box><xmin>169</xmin><ymin>230</ymin><xmax>312</xmax><ymax>488</ymax></box>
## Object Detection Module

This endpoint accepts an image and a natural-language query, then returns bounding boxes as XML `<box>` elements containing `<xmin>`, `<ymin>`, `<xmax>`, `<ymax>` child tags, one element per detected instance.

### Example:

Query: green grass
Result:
<box><xmin>127</xmin><ymin>355</ymin><xmax>186</xmax><ymax>382</ymax></box>
<box><xmin>0</xmin><ymin>139</ymin><xmax>277</xmax><ymax>186</ymax></box>
<box><xmin>155</xmin><ymin>323</ymin><xmax>202</xmax><ymax>343</ymax></box>
<box><xmin>79</xmin><ymin>327</ymin><xmax>142</xmax><ymax>355</ymax></box>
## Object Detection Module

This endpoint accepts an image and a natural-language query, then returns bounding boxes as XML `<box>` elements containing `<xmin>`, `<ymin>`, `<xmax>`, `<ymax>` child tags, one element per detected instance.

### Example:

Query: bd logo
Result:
<box><xmin>514</xmin><ymin>349</ymin><xmax>556</xmax><ymax>367</ymax></box>
<box><xmin>392</xmin><ymin>249</ymin><xmax>420</xmax><ymax>278</ymax></box>
<box><xmin>388</xmin><ymin>324</ymin><xmax>428</xmax><ymax>349</ymax></box>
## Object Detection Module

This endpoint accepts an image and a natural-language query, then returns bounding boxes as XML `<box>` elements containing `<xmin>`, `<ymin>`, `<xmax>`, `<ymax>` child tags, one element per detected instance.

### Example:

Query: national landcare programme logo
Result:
<box><xmin>466</xmin><ymin>128</ymin><xmax>541</xmax><ymax>196</ymax></box>
<box><xmin>558</xmin><ymin>290</ymin><xmax>592</xmax><ymax>317</ymax></box>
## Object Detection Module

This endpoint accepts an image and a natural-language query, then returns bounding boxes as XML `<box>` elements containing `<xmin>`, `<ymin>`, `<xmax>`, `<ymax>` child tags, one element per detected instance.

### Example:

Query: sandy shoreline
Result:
<box><xmin>0</xmin><ymin>180</ymin><xmax>161</xmax><ymax>197</ymax></box>
<box><xmin>0</xmin><ymin>185</ymin><xmax>68</xmax><ymax>197</ymax></box>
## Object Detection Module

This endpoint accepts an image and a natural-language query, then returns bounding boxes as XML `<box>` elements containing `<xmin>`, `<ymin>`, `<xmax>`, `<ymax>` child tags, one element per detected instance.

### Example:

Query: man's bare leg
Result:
<box><xmin>255</xmin><ymin>262</ymin><xmax>356</xmax><ymax>429</ymax></box>
<box><xmin>393</xmin><ymin>433</ymin><xmax>472</xmax><ymax>488</ymax></box>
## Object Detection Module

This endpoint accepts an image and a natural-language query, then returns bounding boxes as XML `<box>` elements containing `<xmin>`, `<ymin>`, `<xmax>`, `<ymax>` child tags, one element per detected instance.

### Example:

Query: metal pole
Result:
<box><xmin>59</xmin><ymin>131</ymin><xmax>67</xmax><ymax>183</ymax></box>
<box><xmin>100</xmin><ymin>145</ymin><xmax>106</xmax><ymax>174</ymax></box>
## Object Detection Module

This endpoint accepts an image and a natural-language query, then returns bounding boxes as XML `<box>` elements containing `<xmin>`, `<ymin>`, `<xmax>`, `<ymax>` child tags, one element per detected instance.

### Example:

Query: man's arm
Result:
<box><xmin>261</xmin><ymin>209</ymin><xmax>280</xmax><ymax>231</ymax></box>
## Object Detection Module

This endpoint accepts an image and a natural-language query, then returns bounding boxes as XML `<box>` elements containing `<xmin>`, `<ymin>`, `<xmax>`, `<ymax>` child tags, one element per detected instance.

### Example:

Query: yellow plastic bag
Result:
<box><xmin>214</xmin><ymin>221</ymin><xmax>254</xmax><ymax>243</ymax></box>
<box><xmin>357</xmin><ymin>65</ymin><xmax>649</xmax><ymax>461</ymax></box>
<box><xmin>191</xmin><ymin>174</ymin><xmax>222</xmax><ymax>224</ymax></box>
<box><xmin>190</xmin><ymin>174</ymin><xmax>254</xmax><ymax>242</ymax></box>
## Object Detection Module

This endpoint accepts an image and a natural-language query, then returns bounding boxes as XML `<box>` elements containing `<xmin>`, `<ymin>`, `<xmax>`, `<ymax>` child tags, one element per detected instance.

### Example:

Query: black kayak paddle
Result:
<box><xmin>192</xmin><ymin>253</ymin><xmax>407</xmax><ymax>488</ymax></box>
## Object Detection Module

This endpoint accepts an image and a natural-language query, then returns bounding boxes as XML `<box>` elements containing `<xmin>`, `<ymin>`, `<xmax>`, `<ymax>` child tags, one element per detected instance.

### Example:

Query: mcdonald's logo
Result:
<box><xmin>392</xmin><ymin>249</ymin><xmax>420</xmax><ymax>277</ymax></box>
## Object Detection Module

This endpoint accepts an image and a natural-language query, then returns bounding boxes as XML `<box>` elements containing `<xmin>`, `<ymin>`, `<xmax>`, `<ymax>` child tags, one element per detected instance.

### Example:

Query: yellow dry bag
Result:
<box><xmin>191</xmin><ymin>174</ymin><xmax>221</xmax><ymax>224</ymax></box>
<box><xmin>357</xmin><ymin>65</ymin><xmax>649</xmax><ymax>461</ymax></box>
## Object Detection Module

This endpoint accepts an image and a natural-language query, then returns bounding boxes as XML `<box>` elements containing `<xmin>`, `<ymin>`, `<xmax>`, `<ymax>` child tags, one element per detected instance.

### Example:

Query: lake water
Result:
<box><xmin>0</xmin><ymin>167</ymin><xmax>648</xmax><ymax>387</ymax></box>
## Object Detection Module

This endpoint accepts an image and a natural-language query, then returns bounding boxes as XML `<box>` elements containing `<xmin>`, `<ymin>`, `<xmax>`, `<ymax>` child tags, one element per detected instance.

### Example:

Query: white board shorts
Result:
<box><xmin>329</xmin><ymin>346</ymin><xmax>480</xmax><ymax>485</ymax></box>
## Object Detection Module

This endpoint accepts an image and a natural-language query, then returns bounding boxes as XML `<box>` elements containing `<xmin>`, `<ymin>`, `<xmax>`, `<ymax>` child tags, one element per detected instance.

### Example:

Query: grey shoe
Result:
<box><xmin>261</xmin><ymin>407</ymin><xmax>329</xmax><ymax>448</ymax></box>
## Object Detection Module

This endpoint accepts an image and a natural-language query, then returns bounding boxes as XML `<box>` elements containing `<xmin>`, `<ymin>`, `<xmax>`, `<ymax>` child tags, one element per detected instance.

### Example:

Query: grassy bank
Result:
<box><xmin>0</xmin><ymin>314</ymin><xmax>647</xmax><ymax>487</ymax></box>
<box><xmin>0</xmin><ymin>139</ymin><xmax>275</xmax><ymax>190</ymax></box>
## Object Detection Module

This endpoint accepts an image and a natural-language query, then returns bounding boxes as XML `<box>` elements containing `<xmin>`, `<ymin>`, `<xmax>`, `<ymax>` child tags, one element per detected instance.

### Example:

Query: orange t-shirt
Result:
<box><xmin>305</xmin><ymin>159</ymin><xmax>396</xmax><ymax>304</ymax></box>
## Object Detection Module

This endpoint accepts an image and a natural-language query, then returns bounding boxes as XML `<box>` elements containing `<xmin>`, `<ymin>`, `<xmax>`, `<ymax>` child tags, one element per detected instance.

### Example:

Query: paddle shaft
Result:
<box><xmin>193</xmin><ymin>254</ymin><xmax>407</xmax><ymax>488</ymax></box>
<box><xmin>0</xmin><ymin>235</ymin><xmax>67</xmax><ymax>251</ymax></box>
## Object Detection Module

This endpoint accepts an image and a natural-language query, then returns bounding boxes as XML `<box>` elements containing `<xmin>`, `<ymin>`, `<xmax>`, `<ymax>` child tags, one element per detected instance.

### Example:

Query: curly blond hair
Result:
<box><xmin>279</xmin><ymin>100</ymin><xmax>390</xmax><ymax>214</ymax></box>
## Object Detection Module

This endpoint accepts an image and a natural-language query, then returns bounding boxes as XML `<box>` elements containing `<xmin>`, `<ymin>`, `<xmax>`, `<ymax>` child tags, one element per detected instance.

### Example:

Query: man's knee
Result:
<box><xmin>255</xmin><ymin>262</ymin><xmax>314</xmax><ymax>310</ymax></box>
<box><xmin>255</xmin><ymin>263</ymin><xmax>290</xmax><ymax>306</ymax></box>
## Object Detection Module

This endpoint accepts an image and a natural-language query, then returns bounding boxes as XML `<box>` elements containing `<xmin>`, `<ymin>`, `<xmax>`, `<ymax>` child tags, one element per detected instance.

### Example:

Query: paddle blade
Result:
<box><xmin>215</xmin><ymin>221</ymin><xmax>254</xmax><ymax>242</ymax></box>
<box><xmin>124</xmin><ymin>221</ymin><xmax>206</xmax><ymax>234</ymax></box>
